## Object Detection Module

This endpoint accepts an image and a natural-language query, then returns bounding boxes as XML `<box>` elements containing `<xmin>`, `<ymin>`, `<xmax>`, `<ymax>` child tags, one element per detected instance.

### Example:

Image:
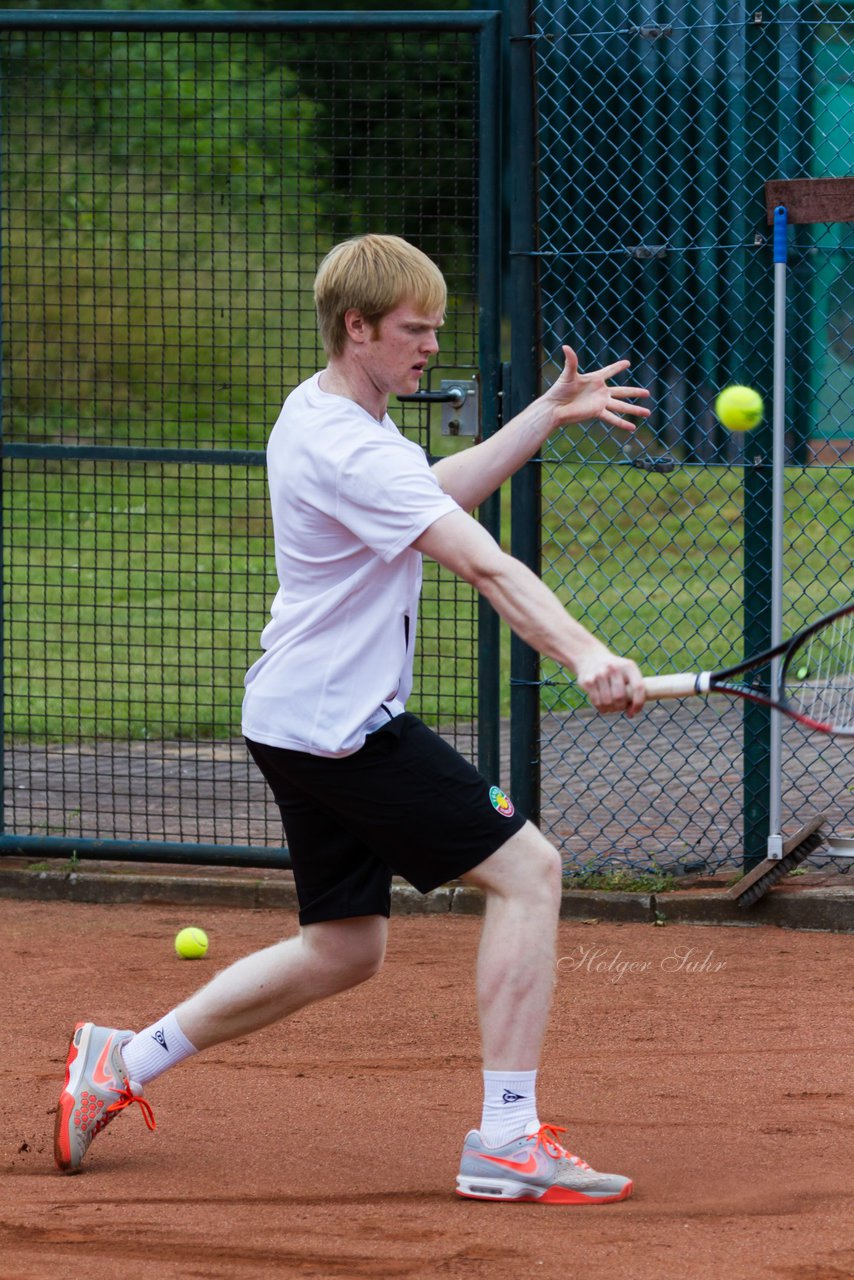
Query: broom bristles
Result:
<box><xmin>734</xmin><ymin>830</ymin><xmax>826</xmax><ymax>908</ymax></box>
<box><xmin>728</xmin><ymin>814</ymin><xmax>827</xmax><ymax>909</ymax></box>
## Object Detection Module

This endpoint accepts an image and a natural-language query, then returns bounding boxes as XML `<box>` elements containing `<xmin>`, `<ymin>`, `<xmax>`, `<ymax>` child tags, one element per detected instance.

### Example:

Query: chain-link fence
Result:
<box><xmin>4</xmin><ymin>5</ymin><xmax>851</xmax><ymax>878</ymax></box>
<box><xmin>526</xmin><ymin>0</ymin><xmax>853</xmax><ymax>873</ymax></box>
<box><xmin>1</xmin><ymin>11</ymin><xmax>500</xmax><ymax>864</ymax></box>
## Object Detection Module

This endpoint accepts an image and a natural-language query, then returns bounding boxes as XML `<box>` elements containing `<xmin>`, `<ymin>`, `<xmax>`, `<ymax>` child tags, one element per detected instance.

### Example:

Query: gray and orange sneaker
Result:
<box><xmin>456</xmin><ymin>1122</ymin><xmax>633</xmax><ymax>1204</ymax></box>
<box><xmin>54</xmin><ymin>1022</ymin><xmax>156</xmax><ymax>1173</ymax></box>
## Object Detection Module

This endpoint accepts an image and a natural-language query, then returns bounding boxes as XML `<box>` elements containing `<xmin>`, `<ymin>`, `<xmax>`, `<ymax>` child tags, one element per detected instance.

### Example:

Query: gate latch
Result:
<box><xmin>397</xmin><ymin>379</ymin><xmax>479</xmax><ymax>437</ymax></box>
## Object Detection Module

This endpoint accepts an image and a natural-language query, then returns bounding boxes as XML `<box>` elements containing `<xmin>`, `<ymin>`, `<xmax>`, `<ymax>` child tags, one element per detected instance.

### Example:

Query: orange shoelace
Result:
<box><xmin>106</xmin><ymin>1084</ymin><xmax>157</xmax><ymax>1131</ymax></box>
<box><xmin>534</xmin><ymin>1124</ymin><xmax>591</xmax><ymax>1171</ymax></box>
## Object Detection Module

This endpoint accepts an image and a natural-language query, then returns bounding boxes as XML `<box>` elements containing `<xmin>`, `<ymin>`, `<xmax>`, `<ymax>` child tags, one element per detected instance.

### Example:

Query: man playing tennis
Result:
<box><xmin>55</xmin><ymin>234</ymin><xmax>650</xmax><ymax>1204</ymax></box>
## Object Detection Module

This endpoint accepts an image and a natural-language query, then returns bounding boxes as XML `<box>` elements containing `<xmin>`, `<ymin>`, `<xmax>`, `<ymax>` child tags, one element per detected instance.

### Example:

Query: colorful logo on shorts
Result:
<box><xmin>489</xmin><ymin>786</ymin><xmax>515</xmax><ymax>818</ymax></box>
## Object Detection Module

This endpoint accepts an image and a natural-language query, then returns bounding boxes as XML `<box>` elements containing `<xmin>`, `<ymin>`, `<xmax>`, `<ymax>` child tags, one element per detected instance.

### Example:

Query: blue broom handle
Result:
<box><xmin>774</xmin><ymin>204</ymin><xmax>788</xmax><ymax>264</ymax></box>
<box><xmin>768</xmin><ymin>204</ymin><xmax>788</xmax><ymax>858</ymax></box>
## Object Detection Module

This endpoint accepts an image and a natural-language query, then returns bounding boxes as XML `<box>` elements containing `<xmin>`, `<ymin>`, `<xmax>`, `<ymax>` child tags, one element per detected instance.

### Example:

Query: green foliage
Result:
<box><xmin>562</xmin><ymin>864</ymin><xmax>678</xmax><ymax>893</ymax></box>
<box><xmin>1</xmin><ymin>9</ymin><xmax>481</xmax><ymax>442</ymax></box>
<box><xmin>2</xmin><ymin>30</ymin><xmax>321</xmax><ymax>441</ymax></box>
<box><xmin>283</xmin><ymin>27</ymin><xmax>477</xmax><ymax>278</ymax></box>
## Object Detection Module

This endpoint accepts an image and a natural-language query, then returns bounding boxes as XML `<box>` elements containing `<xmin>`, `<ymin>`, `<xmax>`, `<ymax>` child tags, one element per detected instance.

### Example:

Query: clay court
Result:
<box><xmin>2</xmin><ymin>897</ymin><xmax>852</xmax><ymax>1280</ymax></box>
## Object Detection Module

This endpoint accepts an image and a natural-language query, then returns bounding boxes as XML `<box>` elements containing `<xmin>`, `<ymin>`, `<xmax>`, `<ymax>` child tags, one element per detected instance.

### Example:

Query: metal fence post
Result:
<box><xmin>476</xmin><ymin>11</ymin><xmax>503</xmax><ymax>786</ymax></box>
<box><xmin>508</xmin><ymin>0</ymin><xmax>541</xmax><ymax>823</ymax></box>
<box><xmin>741</xmin><ymin>4</ymin><xmax>779</xmax><ymax>869</ymax></box>
<box><xmin>0</xmin><ymin>68</ymin><xmax>4</xmax><ymax>841</ymax></box>
<box><xmin>783</xmin><ymin>1</ymin><xmax>817</xmax><ymax>464</ymax></box>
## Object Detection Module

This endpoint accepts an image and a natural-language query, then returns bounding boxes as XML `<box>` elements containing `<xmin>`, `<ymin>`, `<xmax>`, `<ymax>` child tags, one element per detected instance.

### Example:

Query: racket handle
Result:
<box><xmin>643</xmin><ymin>673</ymin><xmax>702</xmax><ymax>699</ymax></box>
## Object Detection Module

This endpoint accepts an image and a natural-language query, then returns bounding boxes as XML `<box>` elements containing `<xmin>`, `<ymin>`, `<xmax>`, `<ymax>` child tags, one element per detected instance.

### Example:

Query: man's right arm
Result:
<box><xmin>412</xmin><ymin>508</ymin><xmax>645</xmax><ymax>716</ymax></box>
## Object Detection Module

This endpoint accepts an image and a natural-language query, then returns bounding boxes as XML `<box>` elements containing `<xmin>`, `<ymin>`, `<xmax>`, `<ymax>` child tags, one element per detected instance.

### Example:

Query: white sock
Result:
<box><xmin>121</xmin><ymin>1011</ymin><xmax>198</xmax><ymax>1087</ymax></box>
<box><xmin>479</xmin><ymin>1069</ymin><xmax>539</xmax><ymax>1147</ymax></box>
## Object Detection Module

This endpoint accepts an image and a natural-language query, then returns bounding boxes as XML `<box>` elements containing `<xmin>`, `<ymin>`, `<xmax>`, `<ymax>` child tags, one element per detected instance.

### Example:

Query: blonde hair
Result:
<box><xmin>314</xmin><ymin>234</ymin><xmax>447</xmax><ymax>357</ymax></box>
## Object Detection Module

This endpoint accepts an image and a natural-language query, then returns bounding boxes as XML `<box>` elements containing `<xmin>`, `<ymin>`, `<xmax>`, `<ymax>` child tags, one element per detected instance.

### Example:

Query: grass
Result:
<box><xmin>25</xmin><ymin>854</ymin><xmax>80</xmax><ymax>874</ymax></box>
<box><xmin>562</xmin><ymin>864</ymin><xmax>678</xmax><ymax>893</ymax></box>
<box><xmin>538</xmin><ymin>462</ymin><xmax>854</xmax><ymax>713</ymax></box>
<box><xmin>5</xmin><ymin>457</ymin><xmax>853</xmax><ymax>741</ymax></box>
<box><xmin>5</xmin><ymin>459</ymin><xmax>275</xmax><ymax>741</ymax></box>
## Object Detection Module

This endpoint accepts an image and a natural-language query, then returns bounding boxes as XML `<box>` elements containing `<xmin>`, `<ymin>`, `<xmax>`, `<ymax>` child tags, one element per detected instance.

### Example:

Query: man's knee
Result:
<box><xmin>462</xmin><ymin>823</ymin><xmax>563</xmax><ymax>904</ymax></box>
<box><xmin>519</xmin><ymin>832</ymin><xmax>563</xmax><ymax>903</ymax></box>
<box><xmin>301</xmin><ymin>916</ymin><xmax>387</xmax><ymax>991</ymax></box>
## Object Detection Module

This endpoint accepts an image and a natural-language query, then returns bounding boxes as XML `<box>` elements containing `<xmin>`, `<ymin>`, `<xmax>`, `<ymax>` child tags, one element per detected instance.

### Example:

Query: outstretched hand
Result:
<box><xmin>542</xmin><ymin>345</ymin><xmax>651</xmax><ymax>433</ymax></box>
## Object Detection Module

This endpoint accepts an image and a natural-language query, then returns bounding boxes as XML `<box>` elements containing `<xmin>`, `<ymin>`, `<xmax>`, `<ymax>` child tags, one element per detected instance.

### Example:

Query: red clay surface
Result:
<box><xmin>2</xmin><ymin>898</ymin><xmax>853</xmax><ymax>1280</ymax></box>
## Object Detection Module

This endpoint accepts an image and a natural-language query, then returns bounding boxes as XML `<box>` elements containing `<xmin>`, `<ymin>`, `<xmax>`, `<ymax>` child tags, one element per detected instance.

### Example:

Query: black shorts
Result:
<box><xmin>245</xmin><ymin>713</ymin><xmax>527</xmax><ymax>925</ymax></box>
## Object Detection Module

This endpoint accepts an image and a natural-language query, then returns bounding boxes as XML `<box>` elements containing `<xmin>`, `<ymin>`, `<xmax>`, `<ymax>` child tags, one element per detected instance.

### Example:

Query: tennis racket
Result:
<box><xmin>642</xmin><ymin>602</ymin><xmax>854</xmax><ymax>737</ymax></box>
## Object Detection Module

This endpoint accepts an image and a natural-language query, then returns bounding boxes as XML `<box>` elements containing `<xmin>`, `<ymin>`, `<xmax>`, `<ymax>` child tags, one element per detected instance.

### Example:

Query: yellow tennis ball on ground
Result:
<box><xmin>175</xmin><ymin>927</ymin><xmax>208</xmax><ymax>959</ymax></box>
<box><xmin>714</xmin><ymin>385</ymin><xmax>764</xmax><ymax>432</ymax></box>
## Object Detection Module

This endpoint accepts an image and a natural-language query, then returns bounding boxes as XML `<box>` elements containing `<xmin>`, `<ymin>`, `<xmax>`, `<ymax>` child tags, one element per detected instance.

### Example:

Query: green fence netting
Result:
<box><xmin>4</xmin><ymin>5</ymin><xmax>851</xmax><ymax>879</ymax></box>
<box><xmin>528</xmin><ymin>0</ymin><xmax>853</xmax><ymax>874</ymax></box>
<box><xmin>1</xmin><ymin>12</ymin><xmax>498</xmax><ymax>862</ymax></box>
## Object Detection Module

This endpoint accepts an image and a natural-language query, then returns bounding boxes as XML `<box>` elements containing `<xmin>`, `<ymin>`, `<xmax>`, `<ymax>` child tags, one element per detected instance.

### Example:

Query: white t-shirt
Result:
<box><xmin>241</xmin><ymin>372</ymin><xmax>459</xmax><ymax>756</ymax></box>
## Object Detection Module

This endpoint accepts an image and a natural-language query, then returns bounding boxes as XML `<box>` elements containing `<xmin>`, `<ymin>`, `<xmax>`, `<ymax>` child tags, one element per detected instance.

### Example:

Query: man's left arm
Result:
<box><xmin>431</xmin><ymin>345</ymin><xmax>651</xmax><ymax>513</ymax></box>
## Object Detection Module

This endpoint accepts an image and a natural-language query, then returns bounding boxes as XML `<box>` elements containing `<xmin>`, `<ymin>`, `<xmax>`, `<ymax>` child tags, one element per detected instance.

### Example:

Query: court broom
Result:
<box><xmin>729</xmin><ymin>204</ymin><xmax>826</xmax><ymax>909</ymax></box>
<box><xmin>728</xmin><ymin>812</ymin><xmax>827</xmax><ymax>907</ymax></box>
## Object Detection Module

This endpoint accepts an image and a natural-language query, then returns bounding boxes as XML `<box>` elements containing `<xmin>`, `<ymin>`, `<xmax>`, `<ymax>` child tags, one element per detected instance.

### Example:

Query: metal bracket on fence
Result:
<box><xmin>624</xmin><ymin>450</ymin><xmax>677</xmax><ymax>473</ymax></box>
<box><xmin>509</xmin><ymin>677</ymin><xmax>558</xmax><ymax>687</ymax></box>
<box><xmin>398</xmin><ymin>379</ymin><xmax>479</xmax><ymax>437</ymax></box>
<box><xmin>621</xmin><ymin>436</ymin><xmax>677</xmax><ymax>472</ymax></box>
<box><xmin>627</xmin><ymin>244</ymin><xmax>668</xmax><ymax>260</ymax></box>
<box><xmin>636</xmin><ymin>25</ymin><xmax>672</xmax><ymax>40</ymax></box>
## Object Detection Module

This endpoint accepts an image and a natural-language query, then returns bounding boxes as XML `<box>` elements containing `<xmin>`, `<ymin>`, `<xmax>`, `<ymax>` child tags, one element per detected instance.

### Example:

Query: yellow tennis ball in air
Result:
<box><xmin>714</xmin><ymin>385</ymin><xmax>764</xmax><ymax>432</ymax></box>
<box><xmin>175</xmin><ymin>927</ymin><xmax>208</xmax><ymax>959</ymax></box>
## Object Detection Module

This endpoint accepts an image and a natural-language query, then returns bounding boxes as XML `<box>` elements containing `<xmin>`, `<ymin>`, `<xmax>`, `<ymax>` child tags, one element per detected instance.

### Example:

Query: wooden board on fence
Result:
<box><xmin>765</xmin><ymin>176</ymin><xmax>854</xmax><ymax>225</ymax></box>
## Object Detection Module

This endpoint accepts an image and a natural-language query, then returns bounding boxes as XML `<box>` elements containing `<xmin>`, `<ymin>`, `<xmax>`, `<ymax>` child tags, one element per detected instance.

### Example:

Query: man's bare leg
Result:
<box><xmin>174</xmin><ymin>915</ymin><xmax>388</xmax><ymax>1049</ymax></box>
<box><xmin>461</xmin><ymin>822</ymin><xmax>562</xmax><ymax>1071</ymax></box>
<box><xmin>456</xmin><ymin>826</ymin><xmax>633</xmax><ymax>1201</ymax></box>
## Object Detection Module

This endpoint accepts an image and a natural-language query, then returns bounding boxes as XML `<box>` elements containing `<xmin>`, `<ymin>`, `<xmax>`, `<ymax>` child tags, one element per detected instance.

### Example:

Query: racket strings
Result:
<box><xmin>785</xmin><ymin>610</ymin><xmax>854</xmax><ymax>733</ymax></box>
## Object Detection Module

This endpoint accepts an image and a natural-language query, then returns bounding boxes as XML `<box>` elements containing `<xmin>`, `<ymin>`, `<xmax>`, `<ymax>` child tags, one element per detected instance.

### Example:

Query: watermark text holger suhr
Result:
<box><xmin>557</xmin><ymin>944</ymin><xmax>727</xmax><ymax>983</ymax></box>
